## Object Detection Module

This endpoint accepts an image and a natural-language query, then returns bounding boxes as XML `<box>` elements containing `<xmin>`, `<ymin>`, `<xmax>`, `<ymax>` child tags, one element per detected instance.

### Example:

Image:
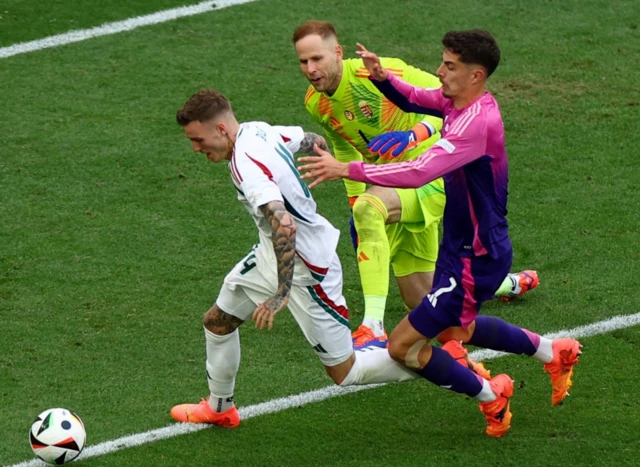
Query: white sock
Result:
<box><xmin>339</xmin><ymin>348</ymin><xmax>417</xmax><ymax>386</ymax></box>
<box><xmin>475</xmin><ymin>378</ymin><xmax>497</xmax><ymax>403</ymax></box>
<box><xmin>362</xmin><ymin>317</ymin><xmax>385</xmax><ymax>336</ymax></box>
<box><xmin>204</xmin><ymin>326</ymin><xmax>240</xmax><ymax>412</ymax></box>
<box><xmin>363</xmin><ymin>295</ymin><xmax>386</xmax><ymax>337</ymax></box>
<box><xmin>209</xmin><ymin>395</ymin><xmax>235</xmax><ymax>413</ymax></box>
<box><xmin>532</xmin><ymin>337</ymin><xmax>554</xmax><ymax>363</ymax></box>
<box><xmin>508</xmin><ymin>274</ymin><xmax>521</xmax><ymax>296</ymax></box>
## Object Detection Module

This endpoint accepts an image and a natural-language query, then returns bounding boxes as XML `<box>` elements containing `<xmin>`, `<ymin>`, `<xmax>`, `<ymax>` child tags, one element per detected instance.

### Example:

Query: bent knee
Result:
<box><xmin>387</xmin><ymin>339</ymin><xmax>407</xmax><ymax>364</ymax></box>
<box><xmin>202</xmin><ymin>304</ymin><xmax>242</xmax><ymax>335</ymax></box>
<box><xmin>325</xmin><ymin>355</ymin><xmax>355</xmax><ymax>386</ymax></box>
<box><xmin>326</xmin><ymin>367</ymin><xmax>346</xmax><ymax>386</ymax></box>
<box><xmin>352</xmin><ymin>192</ymin><xmax>394</xmax><ymax>229</ymax></box>
<box><xmin>389</xmin><ymin>337</ymin><xmax>430</xmax><ymax>369</ymax></box>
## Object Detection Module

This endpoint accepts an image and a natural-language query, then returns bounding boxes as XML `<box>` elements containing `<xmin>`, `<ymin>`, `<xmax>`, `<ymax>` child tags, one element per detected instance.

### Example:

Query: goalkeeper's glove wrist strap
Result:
<box><xmin>411</xmin><ymin>121</ymin><xmax>437</xmax><ymax>143</ymax></box>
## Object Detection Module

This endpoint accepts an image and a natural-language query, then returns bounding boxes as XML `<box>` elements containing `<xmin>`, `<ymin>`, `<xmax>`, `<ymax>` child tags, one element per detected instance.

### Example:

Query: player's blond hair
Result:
<box><xmin>292</xmin><ymin>20</ymin><xmax>338</xmax><ymax>44</ymax></box>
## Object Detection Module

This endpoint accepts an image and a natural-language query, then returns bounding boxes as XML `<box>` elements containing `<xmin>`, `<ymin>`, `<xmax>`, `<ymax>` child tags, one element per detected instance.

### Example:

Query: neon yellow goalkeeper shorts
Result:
<box><xmin>387</xmin><ymin>178</ymin><xmax>445</xmax><ymax>277</ymax></box>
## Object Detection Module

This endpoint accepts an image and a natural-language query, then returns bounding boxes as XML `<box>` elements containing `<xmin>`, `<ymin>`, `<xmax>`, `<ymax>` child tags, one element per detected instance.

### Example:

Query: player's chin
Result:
<box><xmin>310</xmin><ymin>79</ymin><xmax>325</xmax><ymax>91</ymax></box>
<box><xmin>207</xmin><ymin>153</ymin><xmax>224</xmax><ymax>163</ymax></box>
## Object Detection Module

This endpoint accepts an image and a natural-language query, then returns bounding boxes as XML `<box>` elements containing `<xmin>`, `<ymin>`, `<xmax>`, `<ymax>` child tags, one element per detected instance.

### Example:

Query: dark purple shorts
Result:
<box><xmin>408</xmin><ymin>249</ymin><xmax>512</xmax><ymax>338</ymax></box>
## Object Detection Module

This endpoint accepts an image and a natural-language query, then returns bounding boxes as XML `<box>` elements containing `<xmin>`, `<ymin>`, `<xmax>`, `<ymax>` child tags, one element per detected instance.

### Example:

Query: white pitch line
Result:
<box><xmin>7</xmin><ymin>311</ymin><xmax>640</xmax><ymax>467</ymax></box>
<box><xmin>0</xmin><ymin>0</ymin><xmax>259</xmax><ymax>59</ymax></box>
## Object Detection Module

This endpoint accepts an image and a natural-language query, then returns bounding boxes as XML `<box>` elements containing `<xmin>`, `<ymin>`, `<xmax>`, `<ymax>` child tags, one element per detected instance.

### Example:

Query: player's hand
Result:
<box><xmin>298</xmin><ymin>132</ymin><xmax>328</xmax><ymax>156</ymax></box>
<box><xmin>367</xmin><ymin>131</ymin><xmax>417</xmax><ymax>158</ymax></box>
<box><xmin>355</xmin><ymin>43</ymin><xmax>387</xmax><ymax>81</ymax></box>
<box><xmin>252</xmin><ymin>294</ymin><xmax>289</xmax><ymax>330</ymax></box>
<box><xmin>313</xmin><ymin>135</ymin><xmax>329</xmax><ymax>154</ymax></box>
<box><xmin>298</xmin><ymin>144</ymin><xmax>350</xmax><ymax>189</ymax></box>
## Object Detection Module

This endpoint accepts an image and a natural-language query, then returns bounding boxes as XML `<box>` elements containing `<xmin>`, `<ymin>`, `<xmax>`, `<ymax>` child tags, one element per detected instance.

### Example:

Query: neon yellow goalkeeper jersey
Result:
<box><xmin>304</xmin><ymin>57</ymin><xmax>443</xmax><ymax>198</ymax></box>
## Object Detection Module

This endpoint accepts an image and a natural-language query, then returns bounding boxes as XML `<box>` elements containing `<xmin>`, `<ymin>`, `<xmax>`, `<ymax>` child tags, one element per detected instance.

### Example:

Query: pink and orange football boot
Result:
<box><xmin>543</xmin><ymin>338</ymin><xmax>582</xmax><ymax>406</ymax></box>
<box><xmin>479</xmin><ymin>374</ymin><xmax>515</xmax><ymax>437</ymax></box>
<box><xmin>501</xmin><ymin>270</ymin><xmax>540</xmax><ymax>302</ymax></box>
<box><xmin>442</xmin><ymin>340</ymin><xmax>492</xmax><ymax>380</ymax></box>
<box><xmin>170</xmin><ymin>398</ymin><xmax>240</xmax><ymax>428</ymax></box>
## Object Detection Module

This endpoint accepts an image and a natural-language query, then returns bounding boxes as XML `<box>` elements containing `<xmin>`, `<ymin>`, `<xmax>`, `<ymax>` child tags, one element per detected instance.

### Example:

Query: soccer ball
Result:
<box><xmin>30</xmin><ymin>408</ymin><xmax>86</xmax><ymax>465</ymax></box>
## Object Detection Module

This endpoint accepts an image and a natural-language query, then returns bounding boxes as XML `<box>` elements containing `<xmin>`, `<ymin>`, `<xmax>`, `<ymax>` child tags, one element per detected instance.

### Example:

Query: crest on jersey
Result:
<box><xmin>358</xmin><ymin>100</ymin><xmax>373</xmax><ymax>118</ymax></box>
<box><xmin>344</xmin><ymin>110</ymin><xmax>355</xmax><ymax>121</ymax></box>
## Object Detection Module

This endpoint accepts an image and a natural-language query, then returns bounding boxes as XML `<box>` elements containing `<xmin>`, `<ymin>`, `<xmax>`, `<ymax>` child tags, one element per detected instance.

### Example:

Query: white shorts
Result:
<box><xmin>216</xmin><ymin>247</ymin><xmax>353</xmax><ymax>367</ymax></box>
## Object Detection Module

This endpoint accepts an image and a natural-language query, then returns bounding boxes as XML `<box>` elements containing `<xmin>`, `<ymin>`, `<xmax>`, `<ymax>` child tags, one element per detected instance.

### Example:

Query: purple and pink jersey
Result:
<box><xmin>348</xmin><ymin>73</ymin><xmax>511</xmax><ymax>260</ymax></box>
<box><xmin>344</xmin><ymin>73</ymin><xmax>548</xmax><ymax>379</ymax></box>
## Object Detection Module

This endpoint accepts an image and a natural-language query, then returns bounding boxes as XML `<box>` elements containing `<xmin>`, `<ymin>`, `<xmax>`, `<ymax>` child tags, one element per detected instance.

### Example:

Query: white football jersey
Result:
<box><xmin>228</xmin><ymin>121</ymin><xmax>340</xmax><ymax>285</ymax></box>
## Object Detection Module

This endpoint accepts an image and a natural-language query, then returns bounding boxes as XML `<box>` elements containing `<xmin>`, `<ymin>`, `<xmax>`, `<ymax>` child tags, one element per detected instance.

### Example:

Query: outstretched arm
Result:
<box><xmin>299</xmin><ymin>112</ymin><xmax>487</xmax><ymax>189</ymax></box>
<box><xmin>356</xmin><ymin>43</ymin><xmax>444</xmax><ymax>115</ymax></box>
<box><xmin>252</xmin><ymin>200</ymin><xmax>297</xmax><ymax>330</ymax></box>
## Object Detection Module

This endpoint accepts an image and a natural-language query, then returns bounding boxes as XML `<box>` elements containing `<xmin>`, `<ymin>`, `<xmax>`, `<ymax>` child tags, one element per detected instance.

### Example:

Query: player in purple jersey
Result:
<box><xmin>298</xmin><ymin>30</ymin><xmax>582</xmax><ymax>437</ymax></box>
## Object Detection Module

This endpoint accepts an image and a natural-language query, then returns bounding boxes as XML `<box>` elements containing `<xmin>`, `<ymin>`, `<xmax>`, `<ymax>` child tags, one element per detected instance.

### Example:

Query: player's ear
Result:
<box><xmin>471</xmin><ymin>65</ymin><xmax>486</xmax><ymax>84</ymax></box>
<box><xmin>335</xmin><ymin>43</ymin><xmax>343</xmax><ymax>61</ymax></box>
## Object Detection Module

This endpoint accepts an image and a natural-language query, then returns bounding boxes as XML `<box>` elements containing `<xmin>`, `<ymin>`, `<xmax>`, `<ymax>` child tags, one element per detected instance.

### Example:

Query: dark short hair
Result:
<box><xmin>293</xmin><ymin>20</ymin><xmax>338</xmax><ymax>44</ymax></box>
<box><xmin>176</xmin><ymin>89</ymin><xmax>232</xmax><ymax>126</ymax></box>
<box><xmin>442</xmin><ymin>30</ymin><xmax>501</xmax><ymax>77</ymax></box>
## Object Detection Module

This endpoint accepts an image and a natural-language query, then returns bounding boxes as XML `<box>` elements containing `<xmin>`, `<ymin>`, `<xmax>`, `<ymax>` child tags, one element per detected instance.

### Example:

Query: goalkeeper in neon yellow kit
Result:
<box><xmin>293</xmin><ymin>21</ymin><xmax>539</xmax><ymax>350</ymax></box>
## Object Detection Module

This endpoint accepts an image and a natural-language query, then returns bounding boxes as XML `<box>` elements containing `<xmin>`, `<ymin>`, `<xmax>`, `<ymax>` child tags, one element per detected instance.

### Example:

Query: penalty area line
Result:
<box><xmin>0</xmin><ymin>0</ymin><xmax>260</xmax><ymax>59</ymax></box>
<box><xmin>7</xmin><ymin>311</ymin><xmax>640</xmax><ymax>466</ymax></box>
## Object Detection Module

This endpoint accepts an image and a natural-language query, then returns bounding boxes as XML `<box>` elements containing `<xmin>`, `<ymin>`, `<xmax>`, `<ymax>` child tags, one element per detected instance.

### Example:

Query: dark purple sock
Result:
<box><xmin>417</xmin><ymin>346</ymin><xmax>483</xmax><ymax>397</ymax></box>
<box><xmin>469</xmin><ymin>315</ymin><xmax>538</xmax><ymax>355</ymax></box>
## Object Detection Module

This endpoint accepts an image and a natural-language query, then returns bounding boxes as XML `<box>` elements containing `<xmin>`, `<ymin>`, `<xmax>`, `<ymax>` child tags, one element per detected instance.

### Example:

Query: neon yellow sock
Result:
<box><xmin>494</xmin><ymin>275</ymin><xmax>514</xmax><ymax>297</ymax></box>
<box><xmin>353</xmin><ymin>193</ymin><xmax>390</xmax><ymax>321</ymax></box>
<box><xmin>363</xmin><ymin>296</ymin><xmax>386</xmax><ymax>322</ymax></box>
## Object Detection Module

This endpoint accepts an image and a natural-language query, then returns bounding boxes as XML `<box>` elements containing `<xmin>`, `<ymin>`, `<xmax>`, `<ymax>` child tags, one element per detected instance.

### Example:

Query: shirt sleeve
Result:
<box><xmin>370</xmin><ymin>72</ymin><xmax>446</xmax><ymax>118</ymax></box>
<box><xmin>348</xmin><ymin>109</ymin><xmax>488</xmax><ymax>188</ymax></box>
<box><xmin>233</xmin><ymin>150</ymin><xmax>283</xmax><ymax>216</ymax></box>
<box><xmin>272</xmin><ymin>125</ymin><xmax>305</xmax><ymax>154</ymax></box>
<box><xmin>389</xmin><ymin>59</ymin><xmax>444</xmax><ymax>135</ymax></box>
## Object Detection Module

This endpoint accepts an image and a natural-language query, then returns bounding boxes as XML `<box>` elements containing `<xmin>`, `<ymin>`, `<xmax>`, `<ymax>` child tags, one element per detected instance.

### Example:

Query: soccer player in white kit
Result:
<box><xmin>169</xmin><ymin>89</ymin><xmax>426</xmax><ymax>427</ymax></box>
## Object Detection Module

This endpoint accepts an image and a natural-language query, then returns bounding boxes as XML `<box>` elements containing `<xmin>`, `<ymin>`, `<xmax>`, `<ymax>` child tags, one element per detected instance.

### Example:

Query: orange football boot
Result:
<box><xmin>442</xmin><ymin>340</ymin><xmax>491</xmax><ymax>380</ymax></box>
<box><xmin>543</xmin><ymin>338</ymin><xmax>582</xmax><ymax>406</ymax></box>
<box><xmin>501</xmin><ymin>270</ymin><xmax>540</xmax><ymax>302</ymax></box>
<box><xmin>170</xmin><ymin>398</ymin><xmax>240</xmax><ymax>428</ymax></box>
<box><xmin>478</xmin><ymin>374</ymin><xmax>515</xmax><ymax>437</ymax></box>
<box><xmin>352</xmin><ymin>325</ymin><xmax>389</xmax><ymax>350</ymax></box>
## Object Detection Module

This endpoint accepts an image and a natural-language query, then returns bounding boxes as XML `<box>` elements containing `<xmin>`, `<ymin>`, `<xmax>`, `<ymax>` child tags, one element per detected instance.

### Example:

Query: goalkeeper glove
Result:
<box><xmin>367</xmin><ymin>122</ymin><xmax>435</xmax><ymax>159</ymax></box>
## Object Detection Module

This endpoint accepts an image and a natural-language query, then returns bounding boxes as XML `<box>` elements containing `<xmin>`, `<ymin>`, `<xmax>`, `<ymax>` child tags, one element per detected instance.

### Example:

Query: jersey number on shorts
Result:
<box><xmin>426</xmin><ymin>277</ymin><xmax>457</xmax><ymax>307</ymax></box>
<box><xmin>240</xmin><ymin>253</ymin><xmax>257</xmax><ymax>275</ymax></box>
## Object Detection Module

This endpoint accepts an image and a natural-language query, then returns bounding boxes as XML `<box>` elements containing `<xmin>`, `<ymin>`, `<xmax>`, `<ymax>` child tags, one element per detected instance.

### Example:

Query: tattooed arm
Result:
<box><xmin>252</xmin><ymin>200</ymin><xmax>297</xmax><ymax>330</ymax></box>
<box><xmin>297</xmin><ymin>132</ymin><xmax>328</xmax><ymax>156</ymax></box>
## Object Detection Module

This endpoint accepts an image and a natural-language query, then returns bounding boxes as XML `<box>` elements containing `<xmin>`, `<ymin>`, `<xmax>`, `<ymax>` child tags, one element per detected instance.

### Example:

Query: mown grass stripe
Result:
<box><xmin>0</xmin><ymin>0</ymin><xmax>259</xmax><ymax>59</ymax></box>
<box><xmin>7</xmin><ymin>311</ymin><xmax>639</xmax><ymax>467</ymax></box>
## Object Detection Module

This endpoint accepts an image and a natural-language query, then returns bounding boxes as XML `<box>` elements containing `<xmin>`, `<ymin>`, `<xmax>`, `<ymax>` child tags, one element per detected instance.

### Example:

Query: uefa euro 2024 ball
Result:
<box><xmin>30</xmin><ymin>408</ymin><xmax>86</xmax><ymax>465</ymax></box>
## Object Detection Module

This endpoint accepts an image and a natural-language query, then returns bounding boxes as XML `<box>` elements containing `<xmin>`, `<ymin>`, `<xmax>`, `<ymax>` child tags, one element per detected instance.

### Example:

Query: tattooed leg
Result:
<box><xmin>200</xmin><ymin>304</ymin><xmax>243</xmax><ymax>412</ymax></box>
<box><xmin>203</xmin><ymin>304</ymin><xmax>244</xmax><ymax>335</ymax></box>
